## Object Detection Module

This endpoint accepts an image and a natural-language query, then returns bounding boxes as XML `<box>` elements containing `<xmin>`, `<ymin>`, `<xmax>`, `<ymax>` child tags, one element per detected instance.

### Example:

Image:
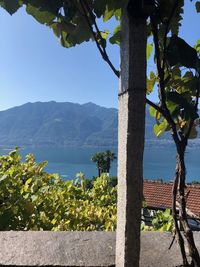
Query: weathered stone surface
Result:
<box><xmin>0</xmin><ymin>231</ymin><xmax>115</xmax><ymax>267</ymax></box>
<box><xmin>141</xmin><ymin>231</ymin><xmax>183</xmax><ymax>267</ymax></box>
<box><xmin>0</xmin><ymin>231</ymin><xmax>200</xmax><ymax>267</ymax></box>
<box><xmin>116</xmin><ymin>4</ymin><xmax>147</xmax><ymax>267</ymax></box>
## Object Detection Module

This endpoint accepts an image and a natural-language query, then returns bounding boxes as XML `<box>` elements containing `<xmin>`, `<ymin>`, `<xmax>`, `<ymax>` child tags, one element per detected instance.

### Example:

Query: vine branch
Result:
<box><xmin>150</xmin><ymin>14</ymin><xmax>180</xmax><ymax>145</ymax></box>
<box><xmin>146</xmin><ymin>98</ymin><xmax>164</xmax><ymax>113</ymax></box>
<box><xmin>79</xmin><ymin>0</ymin><xmax>120</xmax><ymax>78</ymax></box>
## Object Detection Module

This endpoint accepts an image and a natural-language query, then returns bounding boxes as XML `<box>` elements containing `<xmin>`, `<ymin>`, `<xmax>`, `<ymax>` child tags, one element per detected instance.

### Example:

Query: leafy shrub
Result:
<box><xmin>0</xmin><ymin>148</ymin><xmax>174</xmax><ymax>232</ymax></box>
<box><xmin>0</xmin><ymin>149</ymin><xmax>117</xmax><ymax>231</ymax></box>
<box><xmin>152</xmin><ymin>209</ymin><xmax>174</xmax><ymax>232</ymax></box>
<box><xmin>141</xmin><ymin>208</ymin><xmax>174</xmax><ymax>232</ymax></box>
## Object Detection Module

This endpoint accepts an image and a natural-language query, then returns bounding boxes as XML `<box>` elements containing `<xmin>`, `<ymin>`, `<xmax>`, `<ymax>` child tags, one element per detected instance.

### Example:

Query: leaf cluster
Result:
<box><xmin>141</xmin><ymin>208</ymin><xmax>174</xmax><ymax>232</ymax></box>
<box><xmin>0</xmin><ymin>0</ymin><xmax>124</xmax><ymax>48</ymax></box>
<box><xmin>0</xmin><ymin>148</ymin><xmax>178</xmax><ymax>232</ymax></box>
<box><xmin>91</xmin><ymin>150</ymin><xmax>116</xmax><ymax>175</ymax></box>
<box><xmin>0</xmin><ymin>149</ymin><xmax>117</xmax><ymax>231</ymax></box>
<box><xmin>151</xmin><ymin>208</ymin><xmax>174</xmax><ymax>232</ymax></box>
<box><xmin>147</xmin><ymin>1</ymin><xmax>200</xmax><ymax>140</ymax></box>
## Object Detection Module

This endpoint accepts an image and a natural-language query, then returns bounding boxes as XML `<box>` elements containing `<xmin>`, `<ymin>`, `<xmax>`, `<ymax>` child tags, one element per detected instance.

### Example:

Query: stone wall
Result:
<box><xmin>0</xmin><ymin>231</ymin><xmax>200</xmax><ymax>267</ymax></box>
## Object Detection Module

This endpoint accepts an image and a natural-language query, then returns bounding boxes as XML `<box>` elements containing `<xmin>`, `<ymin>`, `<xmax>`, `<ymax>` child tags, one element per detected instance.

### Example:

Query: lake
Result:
<box><xmin>1</xmin><ymin>145</ymin><xmax>200</xmax><ymax>182</ymax></box>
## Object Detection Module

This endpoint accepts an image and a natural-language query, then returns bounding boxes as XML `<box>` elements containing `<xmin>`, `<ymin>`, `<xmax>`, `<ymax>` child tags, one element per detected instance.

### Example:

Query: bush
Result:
<box><xmin>0</xmin><ymin>149</ymin><xmax>117</xmax><ymax>231</ymax></box>
<box><xmin>141</xmin><ymin>208</ymin><xmax>174</xmax><ymax>232</ymax></box>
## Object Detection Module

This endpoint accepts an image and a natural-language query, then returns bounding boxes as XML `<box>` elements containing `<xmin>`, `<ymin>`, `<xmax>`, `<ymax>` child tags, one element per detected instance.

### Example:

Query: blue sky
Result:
<box><xmin>0</xmin><ymin>2</ymin><xmax>199</xmax><ymax>111</ymax></box>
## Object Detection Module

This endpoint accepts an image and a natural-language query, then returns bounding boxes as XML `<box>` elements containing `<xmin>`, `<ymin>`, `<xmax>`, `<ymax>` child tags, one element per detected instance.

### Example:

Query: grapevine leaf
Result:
<box><xmin>149</xmin><ymin>106</ymin><xmax>157</xmax><ymax>117</ymax></box>
<box><xmin>103</xmin><ymin>6</ymin><xmax>115</xmax><ymax>21</ymax></box>
<box><xmin>146</xmin><ymin>43</ymin><xmax>153</xmax><ymax>60</ymax></box>
<box><xmin>153</xmin><ymin>119</ymin><xmax>168</xmax><ymax>137</ymax></box>
<box><xmin>147</xmin><ymin>71</ymin><xmax>157</xmax><ymax>94</ymax></box>
<box><xmin>26</xmin><ymin>4</ymin><xmax>55</xmax><ymax>24</ymax></box>
<box><xmin>109</xmin><ymin>25</ymin><xmax>120</xmax><ymax>45</ymax></box>
<box><xmin>93</xmin><ymin>0</ymin><xmax>107</xmax><ymax>18</ymax></box>
<box><xmin>166</xmin><ymin>92</ymin><xmax>199</xmax><ymax>120</ymax></box>
<box><xmin>0</xmin><ymin>0</ymin><xmax>21</xmax><ymax>15</ymax></box>
<box><xmin>194</xmin><ymin>39</ymin><xmax>200</xmax><ymax>53</ymax></box>
<box><xmin>166</xmin><ymin>36</ymin><xmax>199</xmax><ymax>69</ymax></box>
<box><xmin>166</xmin><ymin>101</ymin><xmax>179</xmax><ymax>118</ymax></box>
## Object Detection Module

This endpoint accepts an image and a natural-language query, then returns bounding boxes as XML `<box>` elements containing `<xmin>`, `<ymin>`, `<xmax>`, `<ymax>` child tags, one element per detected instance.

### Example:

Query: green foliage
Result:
<box><xmin>153</xmin><ymin>119</ymin><xmax>169</xmax><ymax>138</ymax></box>
<box><xmin>0</xmin><ymin>0</ymin><xmax>21</xmax><ymax>15</ymax></box>
<box><xmin>0</xmin><ymin>149</ymin><xmax>117</xmax><ymax>231</ymax></box>
<box><xmin>85</xmin><ymin>175</ymin><xmax>117</xmax><ymax>189</ymax></box>
<box><xmin>0</xmin><ymin>150</ymin><xmax>176</xmax><ymax>232</ymax></box>
<box><xmin>0</xmin><ymin>0</ymin><xmax>125</xmax><ymax>48</ymax></box>
<box><xmin>141</xmin><ymin>208</ymin><xmax>174</xmax><ymax>232</ymax></box>
<box><xmin>146</xmin><ymin>43</ymin><xmax>153</xmax><ymax>60</ymax></box>
<box><xmin>152</xmin><ymin>209</ymin><xmax>174</xmax><ymax>232</ymax></box>
<box><xmin>94</xmin><ymin>0</ymin><xmax>124</xmax><ymax>20</ymax></box>
<box><xmin>150</xmin><ymin>58</ymin><xmax>200</xmax><ymax>139</ymax></box>
<box><xmin>194</xmin><ymin>40</ymin><xmax>200</xmax><ymax>54</ymax></box>
<box><xmin>146</xmin><ymin>2</ymin><xmax>200</xmax><ymax>144</ymax></box>
<box><xmin>147</xmin><ymin>71</ymin><xmax>157</xmax><ymax>94</ymax></box>
<box><xmin>109</xmin><ymin>25</ymin><xmax>120</xmax><ymax>46</ymax></box>
<box><xmin>166</xmin><ymin>36</ymin><xmax>200</xmax><ymax>70</ymax></box>
<box><xmin>1</xmin><ymin>2</ymin><xmax>200</xmax><ymax>256</ymax></box>
<box><xmin>166</xmin><ymin>92</ymin><xmax>199</xmax><ymax>120</ymax></box>
<box><xmin>25</xmin><ymin>1</ymin><xmax>57</xmax><ymax>25</ymax></box>
<box><xmin>91</xmin><ymin>150</ymin><xmax>116</xmax><ymax>177</ymax></box>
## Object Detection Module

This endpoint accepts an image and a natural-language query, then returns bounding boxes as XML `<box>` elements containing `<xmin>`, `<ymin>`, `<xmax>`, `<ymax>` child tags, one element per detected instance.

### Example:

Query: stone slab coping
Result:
<box><xmin>0</xmin><ymin>231</ymin><xmax>200</xmax><ymax>267</ymax></box>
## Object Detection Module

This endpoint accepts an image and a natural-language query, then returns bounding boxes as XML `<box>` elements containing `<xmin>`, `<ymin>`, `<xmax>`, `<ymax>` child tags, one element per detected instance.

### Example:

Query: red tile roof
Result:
<box><xmin>143</xmin><ymin>180</ymin><xmax>200</xmax><ymax>217</ymax></box>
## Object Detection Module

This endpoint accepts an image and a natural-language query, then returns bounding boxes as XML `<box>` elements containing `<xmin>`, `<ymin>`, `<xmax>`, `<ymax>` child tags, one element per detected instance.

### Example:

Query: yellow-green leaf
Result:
<box><xmin>146</xmin><ymin>43</ymin><xmax>153</xmax><ymax>60</ymax></box>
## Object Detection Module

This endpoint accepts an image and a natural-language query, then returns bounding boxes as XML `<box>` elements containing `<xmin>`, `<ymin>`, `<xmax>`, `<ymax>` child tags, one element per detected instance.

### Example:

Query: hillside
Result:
<box><xmin>0</xmin><ymin>101</ymin><xmax>199</xmax><ymax>148</ymax></box>
<box><xmin>0</xmin><ymin>101</ymin><xmax>117</xmax><ymax>147</ymax></box>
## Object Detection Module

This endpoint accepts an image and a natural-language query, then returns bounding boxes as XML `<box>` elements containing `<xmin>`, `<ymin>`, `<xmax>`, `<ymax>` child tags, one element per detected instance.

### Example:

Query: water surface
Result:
<box><xmin>1</xmin><ymin>146</ymin><xmax>199</xmax><ymax>182</ymax></box>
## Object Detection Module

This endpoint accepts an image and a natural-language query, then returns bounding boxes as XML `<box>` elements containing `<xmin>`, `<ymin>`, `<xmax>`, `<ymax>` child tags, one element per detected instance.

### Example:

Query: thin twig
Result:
<box><xmin>168</xmin><ymin>234</ymin><xmax>175</xmax><ymax>250</ymax></box>
<box><xmin>146</xmin><ymin>98</ymin><xmax>164</xmax><ymax>114</ymax></box>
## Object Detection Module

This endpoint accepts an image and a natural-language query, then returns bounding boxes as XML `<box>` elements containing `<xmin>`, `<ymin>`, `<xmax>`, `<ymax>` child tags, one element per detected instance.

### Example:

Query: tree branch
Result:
<box><xmin>150</xmin><ymin>15</ymin><xmax>180</xmax><ymax>144</ymax></box>
<box><xmin>79</xmin><ymin>0</ymin><xmax>120</xmax><ymax>78</ymax></box>
<box><xmin>172</xmin><ymin>161</ymin><xmax>189</xmax><ymax>266</ymax></box>
<box><xmin>146</xmin><ymin>98</ymin><xmax>164</xmax><ymax>114</ymax></box>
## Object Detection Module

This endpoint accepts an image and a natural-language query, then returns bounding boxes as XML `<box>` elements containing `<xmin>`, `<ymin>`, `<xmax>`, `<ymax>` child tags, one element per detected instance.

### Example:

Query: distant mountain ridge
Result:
<box><xmin>0</xmin><ymin>101</ymin><xmax>118</xmax><ymax>148</ymax></box>
<box><xmin>0</xmin><ymin>101</ymin><xmax>199</xmax><ymax>148</ymax></box>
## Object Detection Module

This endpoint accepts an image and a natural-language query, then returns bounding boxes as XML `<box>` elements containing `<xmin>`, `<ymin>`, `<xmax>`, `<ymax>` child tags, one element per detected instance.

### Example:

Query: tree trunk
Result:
<box><xmin>116</xmin><ymin>3</ymin><xmax>147</xmax><ymax>267</ymax></box>
<box><xmin>106</xmin><ymin>158</ymin><xmax>110</xmax><ymax>174</ymax></box>
<box><xmin>172</xmin><ymin>152</ymin><xmax>189</xmax><ymax>266</ymax></box>
<box><xmin>172</xmin><ymin>144</ymin><xmax>200</xmax><ymax>267</ymax></box>
<box><xmin>98</xmin><ymin>167</ymin><xmax>101</xmax><ymax>177</ymax></box>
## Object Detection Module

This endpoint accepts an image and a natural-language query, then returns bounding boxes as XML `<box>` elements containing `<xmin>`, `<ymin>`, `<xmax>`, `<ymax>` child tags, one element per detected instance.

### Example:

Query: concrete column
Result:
<box><xmin>116</xmin><ymin>4</ymin><xmax>147</xmax><ymax>267</ymax></box>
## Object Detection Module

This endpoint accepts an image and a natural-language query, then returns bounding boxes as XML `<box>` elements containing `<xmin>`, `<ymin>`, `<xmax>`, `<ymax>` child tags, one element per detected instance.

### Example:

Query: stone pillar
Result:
<box><xmin>116</xmin><ymin>4</ymin><xmax>147</xmax><ymax>267</ymax></box>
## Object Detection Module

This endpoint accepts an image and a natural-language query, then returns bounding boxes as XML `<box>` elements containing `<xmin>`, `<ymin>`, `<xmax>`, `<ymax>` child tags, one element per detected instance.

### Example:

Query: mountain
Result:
<box><xmin>0</xmin><ymin>101</ymin><xmax>117</xmax><ymax>148</ymax></box>
<box><xmin>0</xmin><ymin>101</ymin><xmax>199</xmax><ymax>148</ymax></box>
